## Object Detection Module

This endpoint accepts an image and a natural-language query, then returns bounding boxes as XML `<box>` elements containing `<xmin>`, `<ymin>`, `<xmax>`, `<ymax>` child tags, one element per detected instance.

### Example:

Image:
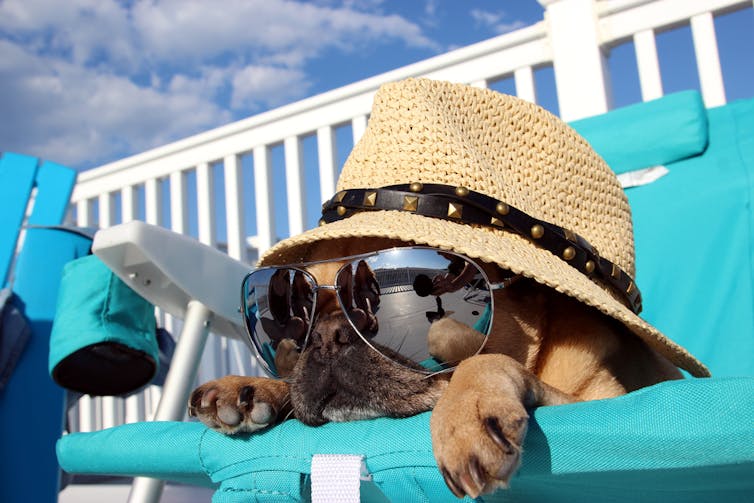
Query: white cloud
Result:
<box><xmin>0</xmin><ymin>0</ymin><xmax>439</xmax><ymax>168</ymax></box>
<box><xmin>131</xmin><ymin>0</ymin><xmax>438</xmax><ymax>63</ymax></box>
<box><xmin>231</xmin><ymin>65</ymin><xmax>310</xmax><ymax>110</ymax></box>
<box><xmin>0</xmin><ymin>40</ymin><xmax>230</xmax><ymax>168</ymax></box>
<box><xmin>470</xmin><ymin>8</ymin><xmax>527</xmax><ymax>35</ymax></box>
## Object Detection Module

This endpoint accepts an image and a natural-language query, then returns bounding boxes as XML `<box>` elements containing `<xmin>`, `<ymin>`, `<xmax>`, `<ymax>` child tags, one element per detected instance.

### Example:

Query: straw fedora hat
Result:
<box><xmin>259</xmin><ymin>78</ymin><xmax>709</xmax><ymax>377</ymax></box>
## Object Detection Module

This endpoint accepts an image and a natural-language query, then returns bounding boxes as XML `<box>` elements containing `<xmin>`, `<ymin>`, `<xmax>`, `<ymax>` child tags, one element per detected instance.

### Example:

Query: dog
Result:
<box><xmin>188</xmin><ymin>236</ymin><xmax>682</xmax><ymax>498</ymax></box>
<box><xmin>188</xmin><ymin>78</ymin><xmax>707</xmax><ymax>499</ymax></box>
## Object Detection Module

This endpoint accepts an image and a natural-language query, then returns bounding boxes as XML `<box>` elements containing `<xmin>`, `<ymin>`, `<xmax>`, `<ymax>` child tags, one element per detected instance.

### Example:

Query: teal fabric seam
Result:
<box><xmin>99</xmin><ymin>269</ymin><xmax>115</xmax><ymax>340</ymax></box>
<box><xmin>409</xmin><ymin>467</ymin><xmax>432</xmax><ymax>503</ymax></box>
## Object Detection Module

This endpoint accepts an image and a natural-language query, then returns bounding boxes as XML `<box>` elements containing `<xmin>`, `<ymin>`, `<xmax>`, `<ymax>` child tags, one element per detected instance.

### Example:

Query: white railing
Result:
<box><xmin>66</xmin><ymin>0</ymin><xmax>753</xmax><ymax>432</ymax></box>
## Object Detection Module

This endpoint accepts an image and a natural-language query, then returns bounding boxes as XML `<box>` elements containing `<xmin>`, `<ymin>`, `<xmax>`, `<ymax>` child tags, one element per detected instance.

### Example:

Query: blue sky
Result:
<box><xmin>0</xmin><ymin>0</ymin><xmax>544</xmax><ymax>170</ymax></box>
<box><xmin>1</xmin><ymin>1</ymin><xmax>752</xmax><ymax>172</ymax></box>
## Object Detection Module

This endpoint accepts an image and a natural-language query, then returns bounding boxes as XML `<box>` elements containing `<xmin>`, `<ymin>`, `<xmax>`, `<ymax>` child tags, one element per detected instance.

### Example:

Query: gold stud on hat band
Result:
<box><xmin>321</xmin><ymin>182</ymin><xmax>642</xmax><ymax>314</ymax></box>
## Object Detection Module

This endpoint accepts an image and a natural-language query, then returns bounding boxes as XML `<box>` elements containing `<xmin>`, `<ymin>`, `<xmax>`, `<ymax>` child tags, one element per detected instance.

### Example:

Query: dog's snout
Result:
<box><xmin>308</xmin><ymin>312</ymin><xmax>358</xmax><ymax>355</ymax></box>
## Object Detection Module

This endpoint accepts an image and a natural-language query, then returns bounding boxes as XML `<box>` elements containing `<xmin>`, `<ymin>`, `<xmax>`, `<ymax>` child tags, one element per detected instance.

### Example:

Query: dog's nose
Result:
<box><xmin>308</xmin><ymin>312</ymin><xmax>357</xmax><ymax>356</ymax></box>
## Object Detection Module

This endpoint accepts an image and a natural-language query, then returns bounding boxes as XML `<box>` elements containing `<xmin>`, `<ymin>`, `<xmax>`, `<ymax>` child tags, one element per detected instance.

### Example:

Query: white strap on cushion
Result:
<box><xmin>311</xmin><ymin>454</ymin><xmax>364</xmax><ymax>503</ymax></box>
<box><xmin>617</xmin><ymin>165</ymin><xmax>669</xmax><ymax>188</ymax></box>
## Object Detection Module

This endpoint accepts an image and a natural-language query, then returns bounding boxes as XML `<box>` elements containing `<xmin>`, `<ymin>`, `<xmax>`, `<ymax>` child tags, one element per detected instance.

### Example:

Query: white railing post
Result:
<box><xmin>634</xmin><ymin>29</ymin><xmax>664</xmax><ymax>101</ymax></box>
<box><xmin>121</xmin><ymin>186</ymin><xmax>137</xmax><ymax>223</ymax></box>
<box><xmin>514</xmin><ymin>66</ymin><xmax>538</xmax><ymax>104</ymax></box>
<box><xmin>690</xmin><ymin>12</ymin><xmax>726</xmax><ymax>107</ymax></box>
<box><xmin>169</xmin><ymin>171</ymin><xmax>188</xmax><ymax>234</ymax></box>
<box><xmin>253</xmin><ymin>145</ymin><xmax>276</xmax><ymax>254</ymax></box>
<box><xmin>223</xmin><ymin>153</ymin><xmax>246</xmax><ymax>263</ymax></box>
<box><xmin>98</xmin><ymin>192</ymin><xmax>126</xmax><ymax>429</ymax></box>
<box><xmin>97</xmin><ymin>193</ymin><xmax>114</xmax><ymax>228</ymax></box>
<box><xmin>351</xmin><ymin>115</ymin><xmax>368</xmax><ymax>145</ymax></box>
<box><xmin>76</xmin><ymin>200</ymin><xmax>91</xmax><ymax>228</ymax></box>
<box><xmin>194</xmin><ymin>161</ymin><xmax>225</xmax><ymax>383</ymax></box>
<box><xmin>540</xmin><ymin>0</ymin><xmax>612</xmax><ymax>120</ymax></box>
<box><xmin>317</xmin><ymin>126</ymin><xmax>338</xmax><ymax>204</ymax></box>
<box><xmin>284</xmin><ymin>136</ymin><xmax>306</xmax><ymax>237</ymax></box>
<box><xmin>144</xmin><ymin>178</ymin><xmax>162</xmax><ymax>226</ymax></box>
<box><xmin>196</xmin><ymin>162</ymin><xmax>216</xmax><ymax>247</ymax></box>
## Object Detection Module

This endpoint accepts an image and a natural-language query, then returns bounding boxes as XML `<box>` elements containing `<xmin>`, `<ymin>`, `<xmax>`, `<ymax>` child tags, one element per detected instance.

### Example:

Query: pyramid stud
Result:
<box><xmin>447</xmin><ymin>203</ymin><xmax>463</xmax><ymax>219</ymax></box>
<box><xmin>490</xmin><ymin>217</ymin><xmax>504</xmax><ymax>227</ymax></box>
<box><xmin>403</xmin><ymin>196</ymin><xmax>419</xmax><ymax>212</ymax></box>
<box><xmin>564</xmin><ymin>229</ymin><xmax>577</xmax><ymax>242</ymax></box>
<box><xmin>334</xmin><ymin>191</ymin><xmax>347</xmax><ymax>203</ymax></box>
<box><xmin>363</xmin><ymin>191</ymin><xmax>377</xmax><ymax>207</ymax></box>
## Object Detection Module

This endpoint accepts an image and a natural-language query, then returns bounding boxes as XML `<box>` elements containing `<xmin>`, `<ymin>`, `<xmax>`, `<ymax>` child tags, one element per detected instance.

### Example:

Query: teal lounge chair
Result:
<box><xmin>56</xmin><ymin>92</ymin><xmax>754</xmax><ymax>502</ymax></box>
<box><xmin>0</xmin><ymin>153</ymin><xmax>92</xmax><ymax>502</ymax></box>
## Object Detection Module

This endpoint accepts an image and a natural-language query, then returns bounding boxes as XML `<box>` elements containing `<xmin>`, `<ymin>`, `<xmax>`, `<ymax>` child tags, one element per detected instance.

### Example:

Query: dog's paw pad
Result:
<box><xmin>188</xmin><ymin>377</ymin><xmax>288</xmax><ymax>434</ymax></box>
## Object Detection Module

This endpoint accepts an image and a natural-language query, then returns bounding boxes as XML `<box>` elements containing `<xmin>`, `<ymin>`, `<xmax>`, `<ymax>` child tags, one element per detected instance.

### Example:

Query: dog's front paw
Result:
<box><xmin>188</xmin><ymin>376</ymin><xmax>290</xmax><ymax>434</ymax></box>
<box><xmin>431</xmin><ymin>390</ymin><xmax>528</xmax><ymax>499</ymax></box>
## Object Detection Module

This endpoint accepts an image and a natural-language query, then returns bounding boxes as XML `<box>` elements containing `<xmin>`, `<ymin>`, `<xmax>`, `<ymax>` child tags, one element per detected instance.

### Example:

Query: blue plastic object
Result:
<box><xmin>0</xmin><ymin>153</ymin><xmax>84</xmax><ymax>503</ymax></box>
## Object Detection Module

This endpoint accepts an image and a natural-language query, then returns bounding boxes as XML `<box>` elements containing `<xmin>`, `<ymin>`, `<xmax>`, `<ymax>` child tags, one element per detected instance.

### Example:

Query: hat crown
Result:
<box><xmin>337</xmin><ymin>79</ymin><xmax>635</xmax><ymax>277</ymax></box>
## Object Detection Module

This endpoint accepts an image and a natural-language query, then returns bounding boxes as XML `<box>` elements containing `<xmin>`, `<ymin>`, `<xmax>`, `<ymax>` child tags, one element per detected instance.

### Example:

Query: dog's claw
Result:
<box><xmin>484</xmin><ymin>416</ymin><xmax>514</xmax><ymax>455</ymax></box>
<box><xmin>467</xmin><ymin>455</ymin><xmax>486</xmax><ymax>494</ymax></box>
<box><xmin>238</xmin><ymin>385</ymin><xmax>255</xmax><ymax>408</ymax></box>
<box><xmin>440</xmin><ymin>466</ymin><xmax>466</xmax><ymax>499</ymax></box>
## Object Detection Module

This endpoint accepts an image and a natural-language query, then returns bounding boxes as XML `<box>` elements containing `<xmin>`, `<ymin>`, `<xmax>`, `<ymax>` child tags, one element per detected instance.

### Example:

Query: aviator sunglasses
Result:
<box><xmin>241</xmin><ymin>247</ymin><xmax>520</xmax><ymax>377</ymax></box>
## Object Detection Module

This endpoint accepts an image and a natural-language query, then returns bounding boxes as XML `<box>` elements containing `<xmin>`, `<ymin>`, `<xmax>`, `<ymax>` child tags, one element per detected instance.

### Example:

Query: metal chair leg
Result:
<box><xmin>127</xmin><ymin>300</ymin><xmax>212</xmax><ymax>503</ymax></box>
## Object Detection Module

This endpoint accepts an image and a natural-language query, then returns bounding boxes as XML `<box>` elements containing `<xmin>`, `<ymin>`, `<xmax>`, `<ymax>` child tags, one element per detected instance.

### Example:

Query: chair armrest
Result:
<box><xmin>92</xmin><ymin>221</ymin><xmax>249</xmax><ymax>339</ymax></box>
<box><xmin>57</xmin><ymin>378</ymin><xmax>754</xmax><ymax>502</ymax></box>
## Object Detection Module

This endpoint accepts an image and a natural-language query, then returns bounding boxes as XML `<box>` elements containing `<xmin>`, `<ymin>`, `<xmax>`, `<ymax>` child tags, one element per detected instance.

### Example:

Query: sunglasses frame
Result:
<box><xmin>240</xmin><ymin>246</ymin><xmax>518</xmax><ymax>377</ymax></box>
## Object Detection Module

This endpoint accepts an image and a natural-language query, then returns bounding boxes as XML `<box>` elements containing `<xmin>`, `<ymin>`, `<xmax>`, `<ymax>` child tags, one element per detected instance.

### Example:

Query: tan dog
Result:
<box><xmin>189</xmin><ymin>237</ymin><xmax>681</xmax><ymax>498</ymax></box>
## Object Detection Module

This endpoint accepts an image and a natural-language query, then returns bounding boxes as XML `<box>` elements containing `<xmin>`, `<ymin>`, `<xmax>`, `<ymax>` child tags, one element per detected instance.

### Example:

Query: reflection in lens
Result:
<box><xmin>341</xmin><ymin>248</ymin><xmax>491</xmax><ymax>373</ymax></box>
<box><xmin>242</xmin><ymin>268</ymin><xmax>314</xmax><ymax>377</ymax></box>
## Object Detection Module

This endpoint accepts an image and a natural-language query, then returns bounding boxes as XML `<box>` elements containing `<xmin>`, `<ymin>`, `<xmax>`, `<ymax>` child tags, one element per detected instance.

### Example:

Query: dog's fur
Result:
<box><xmin>189</xmin><ymin>237</ymin><xmax>681</xmax><ymax>498</ymax></box>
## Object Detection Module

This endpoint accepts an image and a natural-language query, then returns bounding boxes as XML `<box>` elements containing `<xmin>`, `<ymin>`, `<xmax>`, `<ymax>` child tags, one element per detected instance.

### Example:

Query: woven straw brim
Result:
<box><xmin>259</xmin><ymin>210</ymin><xmax>710</xmax><ymax>378</ymax></box>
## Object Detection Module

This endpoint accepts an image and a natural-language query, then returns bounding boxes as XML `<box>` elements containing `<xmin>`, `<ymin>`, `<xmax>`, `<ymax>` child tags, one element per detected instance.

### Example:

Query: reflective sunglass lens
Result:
<box><xmin>243</xmin><ymin>268</ymin><xmax>314</xmax><ymax>377</ymax></box>
<box><xmin>338</xmin><ymin>248</ymin><xmax>491</xmax><ymax>372</ymax></box>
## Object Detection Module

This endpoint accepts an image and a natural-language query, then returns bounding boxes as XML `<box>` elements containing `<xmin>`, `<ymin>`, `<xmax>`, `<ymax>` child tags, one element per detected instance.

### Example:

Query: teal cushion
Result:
<box><xmin>628</xmin><ymin>97</ymin><xmax>754</xmax><ymax>377</ymax></box>
<box><xmin>57</xmin><ymin>377</ymin><xmax>754</xmax><ymax>502</ymax></box>
<box><xmin>49</xmin><ymin>254</ymin><xmax>158</xmax><ymax>395</ymax></box>
<box><xmin>570</xmin><ymin>90</ymin><xmax>708</xmax><ymax>174</ymax></box>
